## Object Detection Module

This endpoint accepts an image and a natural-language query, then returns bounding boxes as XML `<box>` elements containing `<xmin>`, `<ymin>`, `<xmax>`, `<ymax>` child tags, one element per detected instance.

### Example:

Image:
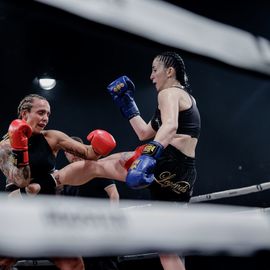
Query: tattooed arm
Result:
<box><xmin>44</xmin><ymin>130</ymin><xmax>101</xmax><ymax>160</ymax></box>
<box><xmin>0</xmin><ymin>141</ymin><xmax>31</xmax><ymax>188</ymax></box>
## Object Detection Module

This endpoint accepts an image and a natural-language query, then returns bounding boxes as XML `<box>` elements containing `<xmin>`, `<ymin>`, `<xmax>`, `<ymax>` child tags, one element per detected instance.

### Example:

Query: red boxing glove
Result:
<box><xmin>87</xmin><ymin>129</ymin><xmax>116</xmax><ymax>156</ymax></box>
<box><xmin>8</xmin><ymin>119</ymin><xmax>32</xmax><ymax>167</ymax></box>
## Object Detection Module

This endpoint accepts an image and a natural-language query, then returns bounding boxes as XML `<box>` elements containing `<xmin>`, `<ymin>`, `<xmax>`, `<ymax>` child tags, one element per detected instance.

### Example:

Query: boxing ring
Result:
<box><xmin>15</xmin><ymin>1</ymin><xmax>269</xmax><ymax>261</ymax></box>
<box><xmin>1</xmin><ymin>180</ymin><xmax>270</xmax><ymax>269</ymax></box>
<box><xmin>2</xmin><ymin>0</ymin><xmax>269</xmax><ymax>268</ymax></box>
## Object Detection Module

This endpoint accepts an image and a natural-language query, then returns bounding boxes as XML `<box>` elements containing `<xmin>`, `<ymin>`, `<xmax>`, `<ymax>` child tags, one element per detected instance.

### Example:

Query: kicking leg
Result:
<box><xmin>54</xmin><ymin>152</ymin><xmax>131</xmax><ymax>186</ymax></box>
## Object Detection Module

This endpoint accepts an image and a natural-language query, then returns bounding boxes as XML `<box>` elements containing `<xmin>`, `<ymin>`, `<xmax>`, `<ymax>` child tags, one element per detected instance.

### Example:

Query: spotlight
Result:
<box><xmin>38</xmin><ymin>77</ymin><xmax>56</xmax><ymax>90</ymax></box>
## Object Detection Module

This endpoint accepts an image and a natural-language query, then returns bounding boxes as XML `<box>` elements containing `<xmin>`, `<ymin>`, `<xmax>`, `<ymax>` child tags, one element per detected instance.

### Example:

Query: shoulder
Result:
<box><xmin>42</xmin><ymin>130</ymin><xmax>69</xmax><ymax>140</ymax></box>
<box><xmin>158</xmin><ymin>87</ymin><xmax>185</xmax><ymax>97</ymax></box>
<box><xmin>42</xmin><ymin>129</ymin><xmax>64</xmax><ymax>136</ymax></box>
<box><xmin>42</xmin><ymin>130</ymin><xmax>70</xmax><ymax>151</ymax></box>
<box><xmin>158</xmin><ymin>87</ymin><xmax>183</xmax><ymax>103</ymax></box>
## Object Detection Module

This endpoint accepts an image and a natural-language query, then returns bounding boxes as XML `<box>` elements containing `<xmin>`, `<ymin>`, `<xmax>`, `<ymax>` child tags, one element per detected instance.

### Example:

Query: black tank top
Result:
<box><xmin>28</xmin><ymin>133</ymin><xmax>56</xmax><ymax>177</ymax></box>
<box><xmin>150</xmin><ymin>94</ymin><xmax>201</xmax><ymax>138</ymax></box>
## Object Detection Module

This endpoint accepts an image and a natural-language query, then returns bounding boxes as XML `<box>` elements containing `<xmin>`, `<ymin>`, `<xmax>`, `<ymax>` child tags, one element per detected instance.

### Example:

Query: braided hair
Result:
<box><xmin>17</xmin><ymin>94</ymin><xmax>47</xmax><ymax>119</ymax></box>
<box><xmin>155</xmin><ymin>51</ymin><xmax>190</xmax><ymax>91</ymax></box>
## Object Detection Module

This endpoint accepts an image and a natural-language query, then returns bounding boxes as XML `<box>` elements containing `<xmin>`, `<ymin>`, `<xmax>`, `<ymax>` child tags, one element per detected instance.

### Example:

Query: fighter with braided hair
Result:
<box><xmin>0</xmin><ymin>93</ymin><xmax>116</xmax><ymax>269</ymax></box>
<box><xmin>53</xmin><ymin>51</ymin><xmax>201</xmax><ymax>270</ymax></box>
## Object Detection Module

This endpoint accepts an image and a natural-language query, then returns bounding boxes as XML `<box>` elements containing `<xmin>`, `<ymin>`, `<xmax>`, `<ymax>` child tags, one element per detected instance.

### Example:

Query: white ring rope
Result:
<box><xmin>1</xmin><ymin>181</ymin><xmax>269</xmax><ymax>260</ymax></box>
<box><xmin>36</xmin><ymin>0</ymin><xmax>270</xmax><ymax>75</ymax></box>
<box><xmin>190</xmin><ymin>181</ymin><xmax>270</xmax><ymax>203</ymax></box>
<box><xmin>1</xmin><ymin>195</ymin><xmax>270</xmax><ymax>258</ymax></box>
<box><xmin>118</xmin><ymin>181</ymin><xmax>270</xmax><ymax>261</ymax></box>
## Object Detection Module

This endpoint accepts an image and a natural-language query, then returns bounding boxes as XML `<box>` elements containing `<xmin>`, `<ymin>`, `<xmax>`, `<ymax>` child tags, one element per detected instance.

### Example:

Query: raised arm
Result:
<box><xmin>107</xmin><ymin>75</ymin><xmax>156</xmax><ymax>141</ymax></box>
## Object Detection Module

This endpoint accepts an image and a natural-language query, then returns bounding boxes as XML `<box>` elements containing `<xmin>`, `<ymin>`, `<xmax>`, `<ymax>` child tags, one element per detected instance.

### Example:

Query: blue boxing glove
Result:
<box><xmin>126</xmin><ymin>141</ymin><xmax>164</xmax><ymax>189</ymax></box>
<box><xmin>107</xmin><ymin>75</ymin><xmax>140</xmax><ymax>120</ymax></box>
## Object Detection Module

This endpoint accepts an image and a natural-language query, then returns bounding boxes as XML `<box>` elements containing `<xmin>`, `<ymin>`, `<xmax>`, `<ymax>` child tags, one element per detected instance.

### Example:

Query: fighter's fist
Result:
<box><xmin>107</xmin><ymin>75</ymin><xmax>135</xmax><ymax>97</ymax></box>
<box><xmin>87</xmin><ymin>129</ymin><xmax>116</xmax><ymax>156</ymax></box>
<box><xmin>107</xmin><ymin>75</ymin><xmax>140</xmax><ymax>120</ymax></box>
<box><xmin>8</xmin><ymin>119</ymin><xmax>32</xmax><ymax>167</ymax></box>
<box><xmin>126</xmin><ymin>141</ymin><xmax>164</xmax><ymax>189</ymax></box>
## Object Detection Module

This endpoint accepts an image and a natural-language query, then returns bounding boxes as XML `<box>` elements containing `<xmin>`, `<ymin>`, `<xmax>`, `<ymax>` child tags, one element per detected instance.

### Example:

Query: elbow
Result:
<box><xmin>171</xmin><ymin>125</ymin><xmax>178</xmax><ymax>134</ymax></box>
<box><xmin>137</xmin><ymin>134</ymin><xmax>146</xmax><ymax>141</ymax></box>
<box><xmin>166</xmin><ymin>123</ymin><xmax>178</xmax><ymax>138</ymax></box>
<box><xmin>137</xmin><ymin>130</ymin><xmax>151</xmax><ymax>141</ymax></box>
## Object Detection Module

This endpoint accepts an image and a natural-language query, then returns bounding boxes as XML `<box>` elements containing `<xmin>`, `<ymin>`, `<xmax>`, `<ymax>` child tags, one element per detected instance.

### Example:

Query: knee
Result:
<box><xmin>53</xmin><ymin>258</ymin><xmax>85</xmax><ymax>270</ymax></box>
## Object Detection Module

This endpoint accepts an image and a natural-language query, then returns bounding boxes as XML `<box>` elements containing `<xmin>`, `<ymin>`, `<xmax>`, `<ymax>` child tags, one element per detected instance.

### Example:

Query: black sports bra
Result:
<box><xmin>150</xmin><ymin>94</ymin><xmax>201</xmax><ymax>138</ymax></box>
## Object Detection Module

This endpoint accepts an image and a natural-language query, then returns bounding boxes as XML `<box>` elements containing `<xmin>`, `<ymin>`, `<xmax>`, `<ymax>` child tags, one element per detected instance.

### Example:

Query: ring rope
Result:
<box><xmin>1</xmin><ymin>195</ymin><xmax>270</xmax><ymax>257</ymax></box>
<box><xmin>119</xmin><ymin>181</ymin><xmax>270</xmax><ymax>261</ymax></box>
<box><xmin>190</xmin><ymin>181</ymin><xmax>270</xmax><ymax>203</ymax></box>
<box><xmin>1</xmin><ymin>181</ymin><xmax>270</xmax><ymax>260</ymax></box>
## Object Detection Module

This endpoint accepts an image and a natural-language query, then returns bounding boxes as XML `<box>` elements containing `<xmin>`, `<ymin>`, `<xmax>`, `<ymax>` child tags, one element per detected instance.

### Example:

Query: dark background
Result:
<box><xmin>0</xmin><ymin>1</ymin><xmax>270</xmax><ymax>269</ymax></box>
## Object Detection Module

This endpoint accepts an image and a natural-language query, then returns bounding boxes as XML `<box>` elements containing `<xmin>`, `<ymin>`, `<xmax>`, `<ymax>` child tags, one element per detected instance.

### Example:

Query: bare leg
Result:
<box><xmin>0</xmin><ymin>257</ymin><xmax>17</xmax><ymax>269</ymax></box>
<box><xmin>54</xmin><ymin>152</ymin><xmax>131</xmax><ymax>186</ymax></box>
<box><xmin>25</xmin><ymin>183</ymin><xmax>41</xmax><ymax>195</ymax></box>
<box><xmin>7</xmin><ymin>183</ymin><xmax>41</xmax><ymax>198</ymax></box>
<box><xmin>52</xmin><ymin>257</ymin><xmax>85</xmax><ymax>270</ymax></box>
<box><xmin>159</xmin><ymin>254</ymin><xmax>186</xmax><ymax>270</ymax></box>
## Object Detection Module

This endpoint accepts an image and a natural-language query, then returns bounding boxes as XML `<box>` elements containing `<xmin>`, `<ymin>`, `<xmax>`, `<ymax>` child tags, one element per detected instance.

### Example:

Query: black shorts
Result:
<box><xmin>5</xmin><ymin>174</ymin><xmax>57</xmax><ymax>195</ymax></box>
<box><xmin>149</xmin><ymin>144</ymin><xmax>196</xmax><ymax>202</ymax></box>
<box><xmin>31</xmin><ymin>174</ymin><xmax>57</xmax><ymax>195</ymax></box>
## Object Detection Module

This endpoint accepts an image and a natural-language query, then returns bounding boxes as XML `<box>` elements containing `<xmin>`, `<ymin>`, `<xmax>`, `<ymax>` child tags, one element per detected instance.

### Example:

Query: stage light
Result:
<box><xmin>38</xmin><ymin>77</ymin><xmax>56</xmax><ymax>90</ymax></box>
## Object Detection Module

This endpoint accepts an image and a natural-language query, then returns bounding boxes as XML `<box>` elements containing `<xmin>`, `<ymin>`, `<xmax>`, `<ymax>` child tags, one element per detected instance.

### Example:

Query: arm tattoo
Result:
<box><xmin>0</xmin><ymin>143</ymin><xmax>31</xmax><ymax>187</ymax></box>
<box><xmin>65</xmin><ymin>147</ymin><xmax>88</xmax><ymax>159</ymax></box>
